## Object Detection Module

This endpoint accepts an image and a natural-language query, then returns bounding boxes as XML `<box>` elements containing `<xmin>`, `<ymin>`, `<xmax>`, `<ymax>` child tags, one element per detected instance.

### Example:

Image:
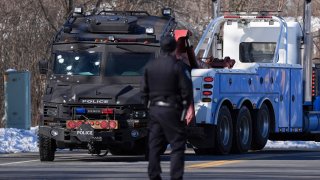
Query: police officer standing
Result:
<box><xmin>141</xmin><ymin>35</ymin><xmax>193</xmax><ymax>180</ymax></box>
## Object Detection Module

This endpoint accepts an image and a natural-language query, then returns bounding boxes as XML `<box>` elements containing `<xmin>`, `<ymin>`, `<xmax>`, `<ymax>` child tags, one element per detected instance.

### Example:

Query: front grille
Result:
<box><xmin>62</xmin><ymin>104</ymin><xmax>134</xmax><ymax>123</ymax></box>
<box><xmin>44</xmin><ymin>105</ymin><xmax>58</xmax><ymax>117</ymax></box>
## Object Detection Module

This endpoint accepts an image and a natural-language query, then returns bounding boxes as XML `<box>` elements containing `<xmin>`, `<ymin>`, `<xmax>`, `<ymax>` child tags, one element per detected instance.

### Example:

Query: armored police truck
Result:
<box><xmin>38</xmin><ymin>7</ymin><xmax>176</xmax><ymax>161</ymax></box>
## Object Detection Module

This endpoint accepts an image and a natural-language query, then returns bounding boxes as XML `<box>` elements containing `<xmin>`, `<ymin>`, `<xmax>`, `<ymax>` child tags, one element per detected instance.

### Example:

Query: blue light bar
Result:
<box><xmin>75</xmin><ymin>108</ymin><xmax>87</xmax><ymax>114</ymax></box>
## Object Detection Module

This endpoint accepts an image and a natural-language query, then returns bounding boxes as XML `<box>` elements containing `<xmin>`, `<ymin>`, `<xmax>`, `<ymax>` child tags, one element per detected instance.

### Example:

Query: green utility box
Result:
<box><xmin>4</xmin><ymin>70</ymin><xmax>31</xmax><ymax>129</ymax></box>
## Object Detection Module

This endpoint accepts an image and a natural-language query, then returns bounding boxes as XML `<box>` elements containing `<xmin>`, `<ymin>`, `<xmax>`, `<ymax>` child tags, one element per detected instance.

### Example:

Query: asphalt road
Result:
<box><xmin>0</xmin><ymin>148</ymin><xmax>320</xmax><ymax>179</ymax></box>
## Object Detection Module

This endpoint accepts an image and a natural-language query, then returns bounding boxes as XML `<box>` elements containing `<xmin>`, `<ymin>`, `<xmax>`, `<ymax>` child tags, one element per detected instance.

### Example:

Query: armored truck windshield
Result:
<box><xmin>54</xmin><ymin>50</ymin><xmax>155</xmax><ymax>77</ymax></box>
<box><xmin>54</xmin><ymin>50</ymin><xmax>102</xmax><ymax>76</ymax></box>
<box><xmin>52</xmin><ymin>43</ymin><xmax>157</xmax><ymax>79</ymax></box>
<box><xmin>105</xmin><ymin>52</ymin><xmax>154</xmax><ymax>76</ymax></box>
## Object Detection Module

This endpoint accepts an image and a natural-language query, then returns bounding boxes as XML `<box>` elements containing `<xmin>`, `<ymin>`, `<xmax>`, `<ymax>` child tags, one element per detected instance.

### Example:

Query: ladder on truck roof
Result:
<box><xmin>195</xmin><ymin>13</ymin><xmax>289</xmax><ymax>64</ymax></box>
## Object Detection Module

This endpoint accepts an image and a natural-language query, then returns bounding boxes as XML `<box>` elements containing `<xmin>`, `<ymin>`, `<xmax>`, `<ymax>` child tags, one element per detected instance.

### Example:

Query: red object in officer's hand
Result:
<box><xmin>185</xmin><ymin>104</ymin><xmax>195</xmax><ymax>125</ymax></box>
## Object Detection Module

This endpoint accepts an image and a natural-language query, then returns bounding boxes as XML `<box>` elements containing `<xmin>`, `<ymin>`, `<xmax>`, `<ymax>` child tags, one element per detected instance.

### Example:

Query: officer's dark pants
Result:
<box><xmin>148</xmin><ymin>106</ymin><xmax>186</xmax><ymax>180</ymax></box>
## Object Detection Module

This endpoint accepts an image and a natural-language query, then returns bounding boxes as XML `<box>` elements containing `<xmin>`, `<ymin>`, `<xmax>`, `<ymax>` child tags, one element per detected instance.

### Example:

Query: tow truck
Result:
<box><xmin>185</xmin><ymin>0</ymin><xmax>320</xmax><ymax>154</ymax></box>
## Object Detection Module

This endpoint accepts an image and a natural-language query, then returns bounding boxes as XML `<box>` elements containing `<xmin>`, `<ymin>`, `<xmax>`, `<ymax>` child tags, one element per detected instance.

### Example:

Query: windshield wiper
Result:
<box><xmin>68</xmin><ymin>45</ymin><xmax>97</xmax><ymax>52</ymax></box>
<box><xmin>116</xmin><ymin>45</ymin><xmax>135</xmax><ymax>52</ymax></box>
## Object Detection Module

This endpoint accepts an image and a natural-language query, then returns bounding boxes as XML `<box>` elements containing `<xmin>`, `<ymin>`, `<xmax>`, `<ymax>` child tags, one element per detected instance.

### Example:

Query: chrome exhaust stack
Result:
<box><xmin>303</xmin><ymin>0</ymin><xmax>313</xmax><ymax>103</ymax></box>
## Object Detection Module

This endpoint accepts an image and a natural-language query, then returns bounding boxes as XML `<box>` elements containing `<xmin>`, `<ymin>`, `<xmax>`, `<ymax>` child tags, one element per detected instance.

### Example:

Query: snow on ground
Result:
<box><xmin>266</xmin><ymin>140</ymin><xmax>320</xmax><ymax>149</ymax></box>
<box><xmin>1</xmin><ymin>127</ymin><xmax>320</xmax><ymax>154</ymax></box>
<box><xmin>0</xmin><ymin>127</ymin><xmax>39</xmax><ymax>153</ymax></box>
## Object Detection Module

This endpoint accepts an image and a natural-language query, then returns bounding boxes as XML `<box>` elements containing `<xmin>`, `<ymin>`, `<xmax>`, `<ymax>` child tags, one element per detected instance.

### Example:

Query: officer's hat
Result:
<box><xmin>160</xmin><ymin>35</ymin><xmax>177</xmax><ymax>53</ymax></box>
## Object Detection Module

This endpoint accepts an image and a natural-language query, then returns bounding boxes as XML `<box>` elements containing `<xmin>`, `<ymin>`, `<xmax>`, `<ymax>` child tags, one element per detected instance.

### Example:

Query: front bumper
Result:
<box><xmin>39</xmin><ymin>126</ymin><xmax>148</xmax><ymax>148</ymax></box>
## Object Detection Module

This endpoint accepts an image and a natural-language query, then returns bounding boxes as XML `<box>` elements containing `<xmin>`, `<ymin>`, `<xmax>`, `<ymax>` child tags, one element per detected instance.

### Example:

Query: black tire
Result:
<box><xmin>39</xmin><ymin>134</ymin><xmax>56</xmax><ymax>161</ymax></box>
<box><xmin>214</xmin><ymin>106</ymin><xmax>233</xmax><ymax>155</ymax></box>
<box><xmin>232</xmin><ymin>106</ymin><xmax>252</xmax><ymax>153</ymax></box>
<box><xmin>251</xmin><ymin>103</ymin><xmax>270</xmax><ymax>150</ymax></box>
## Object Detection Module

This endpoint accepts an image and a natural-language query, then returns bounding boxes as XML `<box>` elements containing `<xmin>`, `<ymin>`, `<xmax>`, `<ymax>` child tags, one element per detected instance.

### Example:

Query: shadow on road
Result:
<box><xmin>52</xmin><ymin>148</ymin><xmax>320</xmax><ymax>163</ymax></box>
<box><xmin>2</xmin><ymin>148</ymin><xmax>319</xmax><ymax>163</ymax></box>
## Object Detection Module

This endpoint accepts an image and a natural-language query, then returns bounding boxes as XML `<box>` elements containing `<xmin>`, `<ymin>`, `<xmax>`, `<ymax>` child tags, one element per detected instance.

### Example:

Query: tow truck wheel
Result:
<box><xmin>39</xmin><ymin>134</ymin><xmax>56</xmax><ymax>161</ymax></box>
<box><xmin>214</xmin><ymin>105</ymin><xmax>233</xmax><ymax>155</ymax></box>
<box><xmin>232</xmin><ymin>106</ymin><xmax>252</xmax><ymax>153</ymax></box>
<box><xmin>251</xmin><ymin>103</ymin><xmax>270</xmax><ymax>150</ymax></box>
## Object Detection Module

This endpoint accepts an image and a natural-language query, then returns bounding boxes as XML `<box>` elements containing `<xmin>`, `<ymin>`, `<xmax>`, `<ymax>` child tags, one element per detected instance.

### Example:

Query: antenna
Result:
<box><xmin>93</xmin><ymin>0</ymin><xmax>102</xmax><ymax>14</ymax></box>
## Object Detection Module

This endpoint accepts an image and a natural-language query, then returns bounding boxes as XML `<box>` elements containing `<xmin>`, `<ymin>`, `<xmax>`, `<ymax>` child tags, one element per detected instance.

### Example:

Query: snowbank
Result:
<box><xmin>266</xmin><ymin>140</ymin><xmax>320</xmax><ymax>149</ymax></box>
<box><xmin>0</xmin><ymin>127</ymin><xmax>39</xmax><ymax>154</ymax></box>
<box><xmin>1</xmin><ymin>127</ymin><xmax>320</xmax><ymax>154</ymax></box>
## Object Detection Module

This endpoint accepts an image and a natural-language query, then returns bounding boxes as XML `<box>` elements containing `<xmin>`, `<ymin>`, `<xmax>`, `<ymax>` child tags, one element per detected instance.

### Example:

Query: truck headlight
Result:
<box><xmin>162</xmin><ymin>8</ymin><xmax>172</xmax><ymax>16</ymax></box>
<box><xmin>74</xmin><ymin>7</ymin><xmax>83</xmax><ymax>14</ymax></box>
<box><xmin>145</xmin><ymin>27</ymin><xmax>154</xmax><ymax>34</ymax></box>
<box><xmin>50</xmin><ymin>129</ymin><xmax>59</xmax><ymax>137</ymax></box>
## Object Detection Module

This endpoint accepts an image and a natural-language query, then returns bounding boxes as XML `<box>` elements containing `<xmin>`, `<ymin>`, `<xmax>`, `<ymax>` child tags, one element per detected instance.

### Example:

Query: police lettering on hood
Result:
<box><xmin>80</xmin><ymin>99</ymin><xmax>109</xmax><ymax>104</ymax></box>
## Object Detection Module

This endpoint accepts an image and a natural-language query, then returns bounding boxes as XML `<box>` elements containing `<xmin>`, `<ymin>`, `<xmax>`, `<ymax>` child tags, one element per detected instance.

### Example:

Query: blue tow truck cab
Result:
<box><xmin>187</xmin><ymin>0</ymin><xmax>320</xmax><ymax>155</ymax></box>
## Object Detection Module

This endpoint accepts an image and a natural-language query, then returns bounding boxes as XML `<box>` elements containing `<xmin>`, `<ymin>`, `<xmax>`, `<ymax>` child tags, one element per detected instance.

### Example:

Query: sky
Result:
<box><xmin>1</xmin><ymin>127</ymin><xmax>320</xmax><ymax>154</ymax></box>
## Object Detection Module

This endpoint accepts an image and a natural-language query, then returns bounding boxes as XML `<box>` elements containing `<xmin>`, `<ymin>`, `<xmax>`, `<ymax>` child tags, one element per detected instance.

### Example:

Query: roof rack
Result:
<box><xmin>97</xmin><ymin>11</ymin><xmax>150</xmax><ymax>16</ymax></box>
<box><xmin>221</xmin><ymin>11</ymin><xmax>281</xmax><ymax>16</ymax></box>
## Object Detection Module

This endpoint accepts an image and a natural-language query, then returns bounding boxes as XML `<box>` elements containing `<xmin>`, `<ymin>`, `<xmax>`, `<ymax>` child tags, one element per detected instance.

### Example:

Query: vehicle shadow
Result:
<box><xmin>185</xmin><ymin>148</ymin><xmax>320</xmax><ymax>161</ymax></box>
<box><xmin>63</xmin><ymin>148</ymin><xmax>320</xmax><ymax>163</ymax></box>
<box><xmin>1</xmin><ymin>148</ymin><xmax>319</xmax><ymax>163</ymax></box>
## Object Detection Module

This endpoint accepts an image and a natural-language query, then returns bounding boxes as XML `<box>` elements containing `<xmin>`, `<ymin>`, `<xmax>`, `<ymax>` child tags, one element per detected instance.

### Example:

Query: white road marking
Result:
<box><xmin>0</xmin><ymin>159</ymin><xmax>39</xmax><ymax>166</ymax></box>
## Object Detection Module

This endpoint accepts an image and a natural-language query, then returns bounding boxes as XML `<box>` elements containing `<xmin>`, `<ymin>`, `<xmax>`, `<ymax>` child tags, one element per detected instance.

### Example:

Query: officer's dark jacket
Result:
<box><xmin>141</xmin><ymin>53</ymin><xmax>193</xmax><ymax>107</ymax></box>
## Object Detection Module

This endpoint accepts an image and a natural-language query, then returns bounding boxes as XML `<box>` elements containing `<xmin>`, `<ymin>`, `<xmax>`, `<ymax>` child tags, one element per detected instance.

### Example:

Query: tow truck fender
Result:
<box><xmin>257</xmin><ymin>97</ymin><xmax>272</xmax><ymax>109</ymax></box>
<box><xmin>236</xmin><ymin>97</ymin><xmax>253</xmax><ymax>109</ymax></box>
<box><xmin>213</xmin><ymin>98</ymin><xmax>233</xmax><ymax>125</ymax></box>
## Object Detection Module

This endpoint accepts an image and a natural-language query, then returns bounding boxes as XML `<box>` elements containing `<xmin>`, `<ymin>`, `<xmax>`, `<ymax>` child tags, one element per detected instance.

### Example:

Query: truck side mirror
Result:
<box><xmin>39</xmin><ymin>59</ymin><xmax>48</xmax><ymax>75</ymax></box>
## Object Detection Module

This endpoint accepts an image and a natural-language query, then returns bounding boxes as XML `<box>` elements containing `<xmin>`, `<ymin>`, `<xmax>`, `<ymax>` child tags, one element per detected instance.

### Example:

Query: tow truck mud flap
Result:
<box><xmin>186</xmin><ymin>125</ymin><xmax>215</xmax><ymax>149</ymax></box>
<box><xmin>71</xmin><ymin>124</ymin><xmax>94</xmax><ymax>142</ymax></box>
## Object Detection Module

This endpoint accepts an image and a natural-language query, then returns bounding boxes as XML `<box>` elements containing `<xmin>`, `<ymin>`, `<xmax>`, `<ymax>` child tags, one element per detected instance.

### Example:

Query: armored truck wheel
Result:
<box><xmin>214</xmin><ymin>106</ymin><xmax>233</xmax><ymax>154</ymax></box>
<box><xmin>251</xmin><ymin>103</ymin><xmax>270</xmax><ymax>150</ymax></box>
<box><xmin>39</xmin><ymin>134</ymin><xmax>56</xmax><ymax>161</ymax></box>
<box><xmin>232</xmin><ymin>106</ymin><xmax>252</xmax><ymax>153</ymax></box>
